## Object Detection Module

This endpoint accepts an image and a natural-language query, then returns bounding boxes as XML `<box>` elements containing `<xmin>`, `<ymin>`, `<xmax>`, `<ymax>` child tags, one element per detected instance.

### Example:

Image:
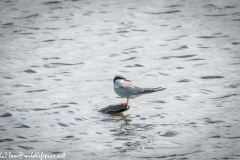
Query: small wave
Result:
<box><xmin>186</xmin><ymin>58</ymin><xmax>206</xmax><ymax>61</ymax></box>
<box><xmin>145</xmin><ymin>10</ymin><xmax>181</xmax><ymax>14</ymax></box>
<box><xmin>0</xmin><ymin>138</ymin><xmax>14</xmax><ymax>143</ymax></box>
<box><xmin>148</xmin><ymin>100</ymin><xmax>165</xmax><ymax>103</ymax></box>
<box><xmin>163</xmin><ymin>54</ymin><xmax>196</xmax><ymax>59</ymax></box>
<box><xmin>14</xmin><ymin>14</ymin><xmax>39</xmax><ymax>19</ymax></box>
<box><xmin>232</xmin><ymin>42</ymin><xmax>240</xmax><ymax>45</ymax></box>
<box><xmin>160</xmin><ymin>131</ymin><xmax>178</xmax><ymax>137</ymax></box>
<box><xmin>178</xmin><ymin>79</ymin><xmax>191</xmax><ymax>83</ymax></box>
<box><xmin>14</xmin><ymin>124</ymin><xmax>31</xmax><ymax>128</ymax></box>
<box><xmin>12</xmin><ymin>84</ymin><xmax>31</xmax><ymax>87</ymax></box>
<box><xmin>122</xmin><ymin>57</ymin><xmax>138</xmax><ymax>61</ymax></box>
<box><xmin>172</xmin><ymin>45</ymin><xmax>188</xmax><ymax>50</ymax></box>
<box><xmin>53</xmin><ymin>105</ymin><xmax>70</xmax><ymax>109</ymax></box>
<box><xmin>23</xmin><ymin>69</ymin><xmax>36</xmax><ymax>74</ymax></box>
<box><xmin>200</xmin><ymin>76</ymin><xmax>224</xmax><ymax>79</ymax></box>
<box><xmin>204</xmin><ymin>118</ymin><xmax>224</xmax><ymax>124</ymax></box>
<box><xmin>43</xmin><ymin>1</ymin><xmax>62</xmax><ymax>5</ymax></box>
<box><xmin>0</xmin><ymin>113</ymin><xmax>12</xmax><ymax>117</ymax></box>
<box><xmin>58</xmin><ymin>122</ymin><xmax>69</xmax><ymax>127</ymax></box>
<box><xmin>50</xmin><ymin>62</ymin><xmax>84</xmax><ymax>66</ymax></box>
<box><xmin>125</xmin><ymin>64</ymin><xmax>144</xmax><ymax>67</ymax></box>
<box><xmin>205</xmin><ymin>14</ymin><xmax>228</xmax><ymax>17</ymax></box>
<box><xmin>212</xmin><ymin>94</ymin><xmax>237</xmax><ymax>99</ymax></box>
<box><xmin>26</xmin><ymin>89</ymin><xmax>47</xmax><ymax>93</ymax></box>
<box><xmin>18</xmin><ymin>145</ymin><xmax>34</xmax><ymax>150</ymax></box>
<box><xmin>42</xmin><ymin>39</ymin><xmax>55</xmax><ymax>42</ymax></box>
<box><xmin>32</xmin><ymin>108</ymin><xmax>49</xmax><ymax>111</ymax></box>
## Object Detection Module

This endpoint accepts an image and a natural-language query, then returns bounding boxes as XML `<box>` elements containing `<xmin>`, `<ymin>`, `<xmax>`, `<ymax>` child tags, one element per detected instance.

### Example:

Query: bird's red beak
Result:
<box><xmin>124</xmin><ymin>79</ymin><xmax>131</xmax><ymax>82</ymax></box>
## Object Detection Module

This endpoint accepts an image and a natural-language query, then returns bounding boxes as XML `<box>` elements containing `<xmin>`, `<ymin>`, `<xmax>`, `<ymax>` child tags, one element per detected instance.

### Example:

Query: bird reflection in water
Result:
<box><xmin>99</xmin><ymin>104</ymin><xmax>148</xmax><ymax>152</ymax></box>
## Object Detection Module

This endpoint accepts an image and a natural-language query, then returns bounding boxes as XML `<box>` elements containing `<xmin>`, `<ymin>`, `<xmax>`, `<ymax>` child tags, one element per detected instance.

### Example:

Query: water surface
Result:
<box><xmin>1</xmin><ymin>0</ymin><xmax>240</xmax><ymax>159</ymax></box>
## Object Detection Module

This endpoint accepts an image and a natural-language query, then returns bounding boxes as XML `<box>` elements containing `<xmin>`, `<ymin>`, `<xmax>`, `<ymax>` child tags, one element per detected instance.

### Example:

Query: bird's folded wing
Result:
<box><xmin>119</xmin><ymin>83</ymin><xmax>145</xmax><ymax>95</ymax></box>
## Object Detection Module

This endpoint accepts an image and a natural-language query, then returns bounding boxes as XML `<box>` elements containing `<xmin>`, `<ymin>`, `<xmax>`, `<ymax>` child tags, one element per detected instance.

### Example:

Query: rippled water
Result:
<box><xmin>1</xmin><ymin>0</ymin><xmax>240</xmax><ymax>159</ymax></box>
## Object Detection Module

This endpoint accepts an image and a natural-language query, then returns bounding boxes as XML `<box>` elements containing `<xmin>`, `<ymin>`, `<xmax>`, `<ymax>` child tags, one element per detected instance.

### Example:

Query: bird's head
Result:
<box><xmin>114</xmin><ymin>75</ymin><xmax>131</xmax><ymax>83</ymax></box>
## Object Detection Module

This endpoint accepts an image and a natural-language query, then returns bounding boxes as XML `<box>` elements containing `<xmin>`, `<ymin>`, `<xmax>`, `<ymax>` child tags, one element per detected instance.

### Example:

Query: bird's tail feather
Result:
<box><xmin>142</xmin><ymin>87</ymin><xmax>166</xmax><ymax>94</ymax></box>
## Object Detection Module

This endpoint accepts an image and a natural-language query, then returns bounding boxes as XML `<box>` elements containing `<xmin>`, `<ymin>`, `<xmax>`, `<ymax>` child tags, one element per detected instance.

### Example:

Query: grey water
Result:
<box><xmin>1</xmin><ymin>0</ymin><xmax>240</xmax><ymax>159</ymax></box>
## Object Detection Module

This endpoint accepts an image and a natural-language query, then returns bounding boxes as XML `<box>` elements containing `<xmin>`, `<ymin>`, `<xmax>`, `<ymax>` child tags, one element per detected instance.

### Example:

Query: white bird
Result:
<box><xmin>113</xmin><ymin>75</ymin><xmax>166</xmax><ymax>106</ymax></box>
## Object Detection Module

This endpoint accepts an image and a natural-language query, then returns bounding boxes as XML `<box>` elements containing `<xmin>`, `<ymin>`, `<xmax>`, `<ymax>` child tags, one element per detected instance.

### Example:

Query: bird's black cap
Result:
<box><xmin>114</xmin><ymin>75</ymin><xmax>125</xmax><ymax>83</ymax></box>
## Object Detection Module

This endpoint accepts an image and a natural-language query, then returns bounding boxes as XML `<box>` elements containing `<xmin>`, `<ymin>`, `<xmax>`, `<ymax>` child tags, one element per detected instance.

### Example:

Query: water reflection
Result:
<box><xmin>100</xmin><ymin>110</ymin><xmax>156</xmax><ymax>152</ymax></box>
<box><xmin>100</xmin><ymin>112</ymin><xmax>131</xmax><ymax>126</ymax></box>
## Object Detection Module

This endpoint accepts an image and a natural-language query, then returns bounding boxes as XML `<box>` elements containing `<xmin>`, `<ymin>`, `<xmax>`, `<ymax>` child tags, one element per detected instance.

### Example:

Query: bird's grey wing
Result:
<box><xmin>127</xmin><ymin>85</ymin><xmax>166</xmax><ymax>95</ymax></box>
<box><xmin>118</xmin><ymin>83</ymin><xmax>145</xmax><ymax>97</ymax></box>
<box><xmin>117</xmin><ymin>83</ymin><xmax>166</xmax><ymax>98</ymax></box>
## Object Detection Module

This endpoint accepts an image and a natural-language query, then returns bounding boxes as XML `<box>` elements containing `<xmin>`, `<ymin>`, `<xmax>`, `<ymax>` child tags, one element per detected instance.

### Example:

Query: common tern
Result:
<box><xmin>114</xmin><ymin>75</ymin><xmax>166</xmax><ymax>106</ymax></box>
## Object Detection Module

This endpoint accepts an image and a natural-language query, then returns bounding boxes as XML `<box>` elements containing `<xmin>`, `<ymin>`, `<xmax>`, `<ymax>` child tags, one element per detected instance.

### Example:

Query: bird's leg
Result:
<box><xmin>124</xmin><ymin>98</ymin><xmax>129</xmax><ymax>106</ymax></box>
